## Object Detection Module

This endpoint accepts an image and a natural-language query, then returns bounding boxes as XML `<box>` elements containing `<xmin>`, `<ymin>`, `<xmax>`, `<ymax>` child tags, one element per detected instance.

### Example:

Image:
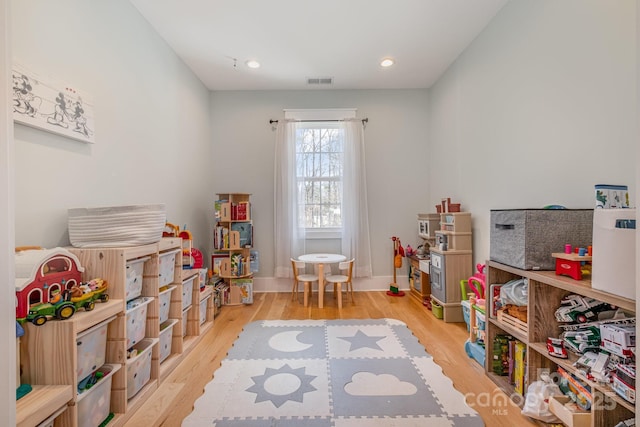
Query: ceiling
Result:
<box><xmin>129</xmin><ymin>0</ymin><xmax>509</xmax><ymax>91</ymax></box>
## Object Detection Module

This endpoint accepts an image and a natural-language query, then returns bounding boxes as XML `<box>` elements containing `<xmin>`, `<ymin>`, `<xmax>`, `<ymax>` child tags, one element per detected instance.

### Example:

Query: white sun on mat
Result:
<box><xmin>344</xmin><ymin>372</ymin><xmax>417</xmax><ymax>396</ymax></box>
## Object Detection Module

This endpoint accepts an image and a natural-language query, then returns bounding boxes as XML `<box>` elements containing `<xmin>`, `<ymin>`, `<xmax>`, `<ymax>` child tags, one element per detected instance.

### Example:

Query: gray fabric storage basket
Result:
<box><xmin>490</xmin><ymin>209</ymin><xmax>594</xmax><ymax>270</ymax></box>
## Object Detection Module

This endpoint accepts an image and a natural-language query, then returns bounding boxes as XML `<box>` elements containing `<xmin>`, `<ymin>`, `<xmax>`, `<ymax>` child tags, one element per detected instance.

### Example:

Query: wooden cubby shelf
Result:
<box><xmin>17</xmin><ymin>237</ymin><xmax>217</xmax><ymax>427</ymax></box>
<box><xmin>485</xmin><ymin>260</ymin><xmax>635</xmax><ymax>426</ymax></box>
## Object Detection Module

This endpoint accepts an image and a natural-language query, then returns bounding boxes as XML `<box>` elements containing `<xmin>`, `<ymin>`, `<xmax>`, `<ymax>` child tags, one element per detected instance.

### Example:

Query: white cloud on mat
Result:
<box><xmin>344</xmin><ymin>372</ymin><xmax>417</xmax><ymax>396</ymax></box>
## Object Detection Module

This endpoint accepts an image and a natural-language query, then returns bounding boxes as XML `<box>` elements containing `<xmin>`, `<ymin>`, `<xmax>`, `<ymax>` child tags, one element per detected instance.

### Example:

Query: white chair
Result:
<box><xmin>291</xmin><ymin>258</ymin><xmax>318</xmax><ymax>307</ymax></box>
<box><xmin>324</xmin><ymin>259</ymin><xmax>355</xmax><ymax>309</ymax></box>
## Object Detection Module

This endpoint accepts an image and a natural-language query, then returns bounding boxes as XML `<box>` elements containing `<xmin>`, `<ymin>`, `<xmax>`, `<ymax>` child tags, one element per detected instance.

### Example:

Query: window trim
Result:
<box><xmin>287</xmin><ymin>108</ymin><xmax>356</xmax><ymax>238</ymax></box>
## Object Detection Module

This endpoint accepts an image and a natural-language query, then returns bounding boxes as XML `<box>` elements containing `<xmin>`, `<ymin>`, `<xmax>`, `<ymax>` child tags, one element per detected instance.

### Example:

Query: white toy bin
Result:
<box><xmin>125</xmin><ymin>256</ymin><xmax>150</xmax><ymax>302</ymax></box>
<box><xmin>199</xmin><ymin>295</ymin><xmax>211</xmax><ymax>326</ymax></box>
<box><xmin>125</xmin><ymin>296</ymin><xmax>154</xmax><ymax>349</ymax></box>
<box><xmin>77</xmin><ymin>363</ymin><xmax>121</xmax><ymax>427</ymax></box>
<box><xmin>159</xmin><ymin>318</ymin><xmax>179</xmax><ymax>363</ymax></box>
<box><xmin>158</xmin><ymin>285</ymin><xmax>177</xmax><ymax>324</ymax></box>
<box><xmin>182</xmin><ymin>307</ymin><xmax>190</xmax><ymax>337</ymax></box>
<box><xmin>76</xmin><ymin>316</ymin><xmax>116</xmax><ymax>382</ymax></box>
<box><xmin>158</xmin><ymin>248</ymin><xmax>181</xmax><ymax>287</ymax></box>
<box><xmin>126</xmin><ymin>338</ymin><xmax>157</xmax><ymax>399</ymax></box>
<box><xmin>181</xmin><ymin>275</ymin><xmax>196</xmax><ymax>310</ymax></box>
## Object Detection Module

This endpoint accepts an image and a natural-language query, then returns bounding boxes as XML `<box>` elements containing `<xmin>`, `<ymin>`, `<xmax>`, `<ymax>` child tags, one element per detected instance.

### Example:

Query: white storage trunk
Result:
<box><xmin>77</xmin><ymin>364</ymin><xmax>120</xmax><ymax>427</ymax></box>
<box><xmin>125</xmin><ymin>256</ymin><xmax>150</xmax><ymax>302</ymax></box>
<box><xmin>158</xmin><ymin>249</ymin><xmax>181</xmax><ymax>287</ymax></box>
<box><xmin>592</xmin><ymin>208</ymin><xmax>636</xmax><ymax>300</ymax></box>
<box><xmin>76</xmin><ymin>316</ymin><xmax>115</xmax><ymax>382</ymax></box>
<box><xmin>182</xmin><ymin>275</ymin><xmax>196</xmax><ymax>310</ymax></box>
<box><xmin>159</xmin><ymin>318</ymin><xmax>178</xmax><ymax>363</ymax></box>
<box><xmin>158</xmin><ymin>285</ymin><xmax>176</xmax><ymax>324</ymax></box>
<box><xmin>125</xmin><ymin>296</ymin><xmax>154</xmax><ymax>349</ymax></box>
<box><xmin>126</xmin><ymin>338</ymin><xmax>156</xmax><ymax>399</ymax></box>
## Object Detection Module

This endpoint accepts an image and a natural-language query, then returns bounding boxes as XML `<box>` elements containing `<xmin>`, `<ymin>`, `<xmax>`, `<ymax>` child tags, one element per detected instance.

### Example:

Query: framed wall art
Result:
<box><xmin>12</xmin><ymin>63</ymin><xmax>95</xmax><ymax>143</ymax></box>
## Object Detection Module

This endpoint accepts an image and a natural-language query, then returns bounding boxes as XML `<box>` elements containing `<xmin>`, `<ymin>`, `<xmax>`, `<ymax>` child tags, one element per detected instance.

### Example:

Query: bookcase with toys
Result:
<box><xmin>212</xmin><ymin>193</ymin><xmax>254</xmax><ymax>305</ymax></box>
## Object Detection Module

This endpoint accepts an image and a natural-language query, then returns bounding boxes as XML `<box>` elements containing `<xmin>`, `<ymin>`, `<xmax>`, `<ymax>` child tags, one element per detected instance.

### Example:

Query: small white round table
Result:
<box><xmin>298</xmin><ymin>253</ymin><xmax>347</xmax><ymax>308</ymax></box>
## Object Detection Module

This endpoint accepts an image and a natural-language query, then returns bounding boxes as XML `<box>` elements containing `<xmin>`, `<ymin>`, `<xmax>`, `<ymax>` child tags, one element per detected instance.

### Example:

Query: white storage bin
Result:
<box><xmin>125</xmin><ymin>256</ymin><xmax>150</xmax><ymax>302</ymax></box>
<box><xmin>158</xmin><ymin>285</ymin><xmax>176</xmax><ymax>324</ymax></box>
<box><xmin>159</xmin><ymin>318</ymin><xmax>178</xmax><ymax>363</ymax></box>
<box><xmin>198</xmin><ymin>268</ymin><xmax>208</xmax><ymax>287</ymax></box>
<box><xmin>199</xmin><ymin>295</ymin><xmax>211</xmax><ymax>326</ymax></box>
<box><xmin>126</xmin><ymin>338</ymin><xmax>156</xmax><ymax>399</ymax></box>
<box><xmin>76</xmin><ymin>316</ymin><xmax>116</xmax><ymax>382</ymax></box>
<box><xmin>77</xmin><ymin>363</ymin><xmax>120</xmax><ymax>427</ymax></box>
<box><xmin>181</xmin><ymin>275</ymin><xmax>196</xmax><ymax>310</ymax></box>
<box><xmin>592</xmin><ymin>208</ymin><xmax>636</xmax><ymax>299</ymax></box>
<box><xmin>159</xmin><ymin>249</ymin><xmax>181</xmax><ymax>287</ymax></box>
<box><xmin>182</xmin><ymin>307</ymin><xmax>190</xmax><ymax>337</ymax></box>
<box><xmin>125</xmin><ymin>296</ymin><xmax>154</xmax><ymax>349</ymax></box>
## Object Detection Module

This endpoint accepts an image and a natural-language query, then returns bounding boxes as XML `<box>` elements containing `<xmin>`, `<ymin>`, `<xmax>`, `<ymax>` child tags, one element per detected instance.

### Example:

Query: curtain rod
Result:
<box><xmin>270</xmin><ymin>118</ymin><xmax>368</xmax><ymax>125</ymax></box>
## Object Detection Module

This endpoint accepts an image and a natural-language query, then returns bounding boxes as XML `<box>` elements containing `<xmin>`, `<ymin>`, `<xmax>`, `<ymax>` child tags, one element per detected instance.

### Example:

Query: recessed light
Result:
<box><xmin>380</xmin><ymin>58</ymin><xmax>395</xmax><ymax>67</ymax></box>
<box><xmin>245</xmin><ymin>60</ymin><xmax>260</xmax><ymax>69</ymax></box>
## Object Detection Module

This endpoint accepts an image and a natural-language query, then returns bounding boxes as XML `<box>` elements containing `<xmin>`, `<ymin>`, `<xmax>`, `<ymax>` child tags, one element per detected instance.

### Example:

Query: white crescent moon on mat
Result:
<box><xmin>268</xmin><ymin>331</ymin><xmax>313</xmax><ymax>352</ymax></box>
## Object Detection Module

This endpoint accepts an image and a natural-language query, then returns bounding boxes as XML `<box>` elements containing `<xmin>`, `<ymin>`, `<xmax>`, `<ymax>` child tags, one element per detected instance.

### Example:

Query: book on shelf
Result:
<box><xmin>513</xmin><ymin>341</ymin><xmax>527</xmax><ymax>396</ymax></box>
<box><xmin>230</xmin><ymin>222</ymin><xmax>252</xmax><ymax>248</ymax></box>
<box><xmin>211</xmin><ymin>253</ymin><xmax>229</xmax><ymax>276</ymax></box>
<box><xmin>231</xmin><ymin>278</ymin><xmax>253</xmax><ymax>304</ymax></box>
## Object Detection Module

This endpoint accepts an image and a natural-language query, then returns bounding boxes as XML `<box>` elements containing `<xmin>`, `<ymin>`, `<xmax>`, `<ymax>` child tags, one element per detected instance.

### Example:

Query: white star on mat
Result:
<box><xmin>246</xmin><ymin>364</ymin><xmax>317</xmax><ymax>408</ymax></box>
<box><xmin>338</xmin><ymin>330</ymin><xmax>385</xmax><ymax>351</ymax></box>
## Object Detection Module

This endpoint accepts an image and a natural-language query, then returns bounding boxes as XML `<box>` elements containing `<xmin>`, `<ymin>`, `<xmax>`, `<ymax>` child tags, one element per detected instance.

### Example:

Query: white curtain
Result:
<box><xmin>274</xmin><ymin>120</ymin><xmax>305</xmax><ymax>278</ymax></box>
<box><xmin>273</xmin><ymin>118</ymin><xmax>372</xmax><ymax>279</ymax></box>
<box><xmin>341</xmin><ymin>119</ymin><xmax>372</xmax><ymax>277</ymax></box>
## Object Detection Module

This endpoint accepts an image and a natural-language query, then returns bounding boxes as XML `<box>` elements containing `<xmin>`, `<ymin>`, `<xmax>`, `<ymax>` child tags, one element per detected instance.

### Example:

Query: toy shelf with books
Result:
<box><xmin>213</xmin><ymin>193</ymin><xmax>254</xmax><ymax>306</ymax></box>
<box><xmin>485</xmin><ymin>260</ymin><xmax>636</xmax><ymax>426</ymax></box>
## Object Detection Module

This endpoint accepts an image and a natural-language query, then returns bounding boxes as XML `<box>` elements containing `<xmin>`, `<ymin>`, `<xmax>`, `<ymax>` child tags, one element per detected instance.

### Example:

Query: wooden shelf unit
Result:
<box><xmin>16</xmin><ymin>385</ymin><xmax>73</xmax><ymax>427</ymax></box>
<box><xmin>485</xmin><ymin>260</ymin><xmax>636</xmax><ymax>426</ymax></box>
<box><xmin>214</xmin><ymin>193</ymin><xmax>254</xmax><ymax>305</ymax></box>
<box><xmin>63</xmin><ymin>238</ymin><xmax>214</xmax><ymax>426</ymax></box>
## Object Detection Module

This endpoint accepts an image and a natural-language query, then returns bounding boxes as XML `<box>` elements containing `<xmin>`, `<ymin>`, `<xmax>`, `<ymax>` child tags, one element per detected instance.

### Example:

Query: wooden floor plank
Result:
<box><xmin>128</xmin><ymin>291</ymin><xmax>537</xmax><ymax>426</ymax></box>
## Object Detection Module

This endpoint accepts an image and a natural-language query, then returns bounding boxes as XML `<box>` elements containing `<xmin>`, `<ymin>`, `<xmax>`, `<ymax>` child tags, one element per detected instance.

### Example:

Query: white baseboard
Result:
<box><xmin>252</xmin><ymin>275</ymin><xmax>411</xmax><ymax>293</ymax></box>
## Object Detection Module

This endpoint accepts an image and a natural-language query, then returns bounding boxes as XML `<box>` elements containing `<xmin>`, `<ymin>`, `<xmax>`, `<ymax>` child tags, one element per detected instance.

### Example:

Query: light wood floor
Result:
<box><xmin>127</xmin><ymin>291</ymin><xmax>539</xmax><ymax>426</ymax></box>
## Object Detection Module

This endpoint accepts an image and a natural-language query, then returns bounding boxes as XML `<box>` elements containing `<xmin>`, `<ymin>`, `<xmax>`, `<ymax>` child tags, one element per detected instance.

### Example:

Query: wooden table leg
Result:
<box><xmin>318</xmin><ymin>263</ymin><xmax>324</xmax><ymax>308</ymax></box>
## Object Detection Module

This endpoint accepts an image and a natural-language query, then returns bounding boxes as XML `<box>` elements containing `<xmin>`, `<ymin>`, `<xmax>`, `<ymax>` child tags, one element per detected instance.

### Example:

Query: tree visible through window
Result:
<box><xmin>295</xmin><ymin>123</ymin><xmax>344</xmax><ymax>229</ymax></box>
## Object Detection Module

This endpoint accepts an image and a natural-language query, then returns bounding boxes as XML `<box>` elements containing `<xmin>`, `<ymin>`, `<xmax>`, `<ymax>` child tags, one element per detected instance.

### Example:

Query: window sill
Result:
<box><xmin>305</xmin><ymin>230</ymin><xmax>341</xmax><ymax>240</ymax></box>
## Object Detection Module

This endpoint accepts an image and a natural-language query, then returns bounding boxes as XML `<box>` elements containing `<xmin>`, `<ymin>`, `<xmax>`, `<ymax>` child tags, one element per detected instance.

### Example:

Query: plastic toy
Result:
<box><xmin>467</xmin><ymin>263</ymin><xmax>486</xmax><ymax>306</ymax></box>
<box><xmin>554</xmin><ymin>294</ymin><xmax>612</xmax><ymax>323</ymax></box>
<box><xmin>546</xmin><ymin>337</ymin><xmax>568</xmax><ymax>358</ymax></box>
<box><xmin>552</xmin><ymin>252</ymin><xmax>592</xmax><ymax>280</ymax></box>
<box><xmin>387</xmin><ymin>236</ymin><xmax>405</xmax><ymax>297</ymax></box>
<box><xmin>15</xmin><ymin>247</ymin><xmax>91</xmax><ymax>325</ymax></box>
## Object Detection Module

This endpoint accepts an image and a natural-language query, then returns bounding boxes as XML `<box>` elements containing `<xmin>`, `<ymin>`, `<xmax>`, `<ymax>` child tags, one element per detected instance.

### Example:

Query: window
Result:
<box><xmin>295</xmin><ymin>122</ymin><xmax>344</xmax><ymax>232</ymax></box>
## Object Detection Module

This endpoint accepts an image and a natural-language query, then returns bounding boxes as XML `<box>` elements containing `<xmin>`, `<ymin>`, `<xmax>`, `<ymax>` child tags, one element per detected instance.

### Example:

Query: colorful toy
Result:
<box><xmin>15</xmin><ymin>247</ymin><xmax>84</xmax><ymax>324</ymax></box>
<box><xmin>546</xmin><ymin>337</ymin><xmax>568</xmax><ymax>358</ymax></box>
<box><xmin>554</xmin><ymin>294</ymin><xmax>613</xmax><ymax>323</ymax></box>
<box><xmin>387</xmin><ymin>236</ymin><xmax>405</xmax><ymax>297</ymax></box>
<box><xmin>552</xmin><ymin>252</ymin><xmax>592</xmax><ymax>280</ymax></box>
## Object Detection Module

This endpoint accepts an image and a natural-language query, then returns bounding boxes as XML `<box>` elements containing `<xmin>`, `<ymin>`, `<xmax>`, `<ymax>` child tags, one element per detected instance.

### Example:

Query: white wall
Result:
<box><xmin>12</xmin><ymin>0</ymin><xmax>213</xmax><ymax>252</ymax></box>
<box><xmin>428</xmin><ymin>0</ymin><xmax>637</xmax><ymax>266</ymax></box>
<box><xmin>210</xmin><ymin>90</ymin><xmax>430</xmax><ymax>286</ymax></box>
<box><xmin>2</xmin><ymin>0</ymin><xmax>15</xmax><ymax>422</ymax></box>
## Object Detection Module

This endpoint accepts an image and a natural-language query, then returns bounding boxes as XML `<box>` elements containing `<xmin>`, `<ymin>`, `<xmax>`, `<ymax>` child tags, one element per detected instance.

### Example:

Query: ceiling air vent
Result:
<box><xmin>307</xmin><ymin>77</ymin><xmax>333</xmax><ymax>85</ymax></box>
